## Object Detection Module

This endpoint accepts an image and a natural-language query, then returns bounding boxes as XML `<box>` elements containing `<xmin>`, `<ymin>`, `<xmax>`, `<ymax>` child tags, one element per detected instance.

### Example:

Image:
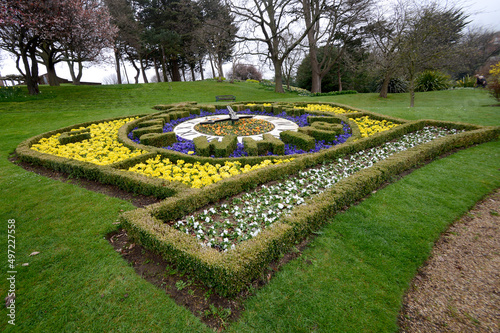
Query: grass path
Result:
<box><xmin>0</xmin><ymin>83</ymin><xmax>498</xmax><ymax>331</ymax></box>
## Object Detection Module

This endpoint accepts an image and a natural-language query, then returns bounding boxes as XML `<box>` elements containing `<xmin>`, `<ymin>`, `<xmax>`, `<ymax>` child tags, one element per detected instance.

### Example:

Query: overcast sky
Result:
<box><xmin>1</xmin><ymin>0</ymin><xmax>499</xmax><ymax>83</ymax></box>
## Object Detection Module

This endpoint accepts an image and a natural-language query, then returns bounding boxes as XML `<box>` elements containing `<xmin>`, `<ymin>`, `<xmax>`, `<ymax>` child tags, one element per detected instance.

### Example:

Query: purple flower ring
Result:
<box><xmin>129</xmin><ymin>108</ymin><xmax>352</xmax><ymax>157</ymax></box>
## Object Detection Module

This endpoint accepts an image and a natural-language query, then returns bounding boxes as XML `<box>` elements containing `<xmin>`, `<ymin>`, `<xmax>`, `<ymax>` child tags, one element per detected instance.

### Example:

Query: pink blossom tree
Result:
<box><xmin>61</xmin><ymin>0</ymin><xmax>116</xmax><ymax>85</ymax></box>
<box><xmin>0</xmin><ymin>0</ymin><xmax>73</xmax><ymax>94</ymax></box>
<box><xmin>0</xmin><ymin>0</ymin><xmax>115</xmax><ymax>93</ymax></box>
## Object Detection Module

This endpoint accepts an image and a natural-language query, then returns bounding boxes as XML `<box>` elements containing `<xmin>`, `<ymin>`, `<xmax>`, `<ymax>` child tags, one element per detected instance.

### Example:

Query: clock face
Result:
<box><xmin>173</xmin><ymin>115</ymin><xmax>299</xmax><ymax>143</ymax></box>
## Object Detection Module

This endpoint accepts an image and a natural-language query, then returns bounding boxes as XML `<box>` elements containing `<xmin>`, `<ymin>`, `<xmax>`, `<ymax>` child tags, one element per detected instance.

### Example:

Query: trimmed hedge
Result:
<box><xmin>298</xmin><ymin>124</ymin><xmax>344</xmax><ymax>142</ymax></box>
<box><xmin>137</xmin><ymin>119</ymin><xmax>164</xmax><ymax>128</ymax></box>
<box><xmin>243</xmin><ymin>134</ymin><xmax>285</xmax><ymax>156</ymax></box>
<box><xmin>140</xmin><ymin>132</ymin><xmax>177</xmax><ymax>148</ymax></box>
<box><xmin>193</xmin><ymin>135</ymin><xmax>238</xmax><ymax>157</ymax></box>
<box><xmin>214</xmin><ymin>135</ymin><xmax>238</xmax><ymax>157</ymax></box>
<box><xmin>58</xmin><ymin>128</ymin><xmax>91</xmax><ymax>144</ymax></box>
<box><xmin>120</xmin><ymin>120</ymin><xmax>499</xmax><ymax>296</ymax></box>
<box><xmin>280</xmin><ymin>130</ymin><xmax>316</xmax><ymax>151</ymax></box>
<box><xmin>132</xmin><ymin>125</ymin><xmax>163</xmax><ymax>139</ymax></box>
<box><xmin>242</xmin><ymin>137</ymin><xmax>258</xmax><ymax>156</ymax></box>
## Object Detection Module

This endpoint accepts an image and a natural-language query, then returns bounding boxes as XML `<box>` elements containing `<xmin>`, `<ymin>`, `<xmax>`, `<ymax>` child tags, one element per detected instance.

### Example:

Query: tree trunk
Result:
<box><xmin>379</xmin><ymin>72</ymin><xmax>391</xmax><ymax>98</ymax></box>
<box><xmin>309</xmin><ymin>45</ymin><xmax>322</xmax><ymax>93</ymax></box>
<box><xmin>216</xmin><ymin>56</ymin><xmax>224</xmax><ymax>80</ymax></box>
<box><xmin>199</xmin><ymin>59</ymin><xmax>205</xmax><ymax>80</ymax></box>
<box><xmin>274</xmin><ymin>61</ymin><xmax>285</xmax><ymax>93</ymax></box>
<box><xmin>129</xmin><ymin>59</ymin><xmax>140</xmax><ymax>84</ymax></box>
<box><xmin>337</xmin><ymin>66</ymin><xmax>342</xmax><ymax>92</ymax></box>
<box><xmin>154</xmin><ymin>58</ymin><xmax>161</xmax><ymax>82</ymax></box>
<box><xmin>160</xmin><ymin>47</ymin><xmax>169</xmax><ymax>82</ymax></box>
<box><xmin>190</xmin><ymin>65</ymin><xmax>196</xmax><ymax>81</ymax></box>
<box><xmin>171</xmin><ymin>58</ymin><xmax>181</xmax><ymax>82</ymax></box>
<box><xmin>114</xmin><ymin>49</ymin><xmax>122</xmax><ymax>84</ymax></box>
<box><xmin>22</xmin><ymin>45</ymin><xmax>40</xmax><ymax>95</ymax></box>
<box><xmin>181</xmin><ymin>66</ymin><xmax>186</xmax><ymax>81</ymax></box>
<box><xmin>140</xmin><ymin>57</ymin><xmax>149</xmax><ymax>83</ymax></box>
<box><xmin>46</xmin><ymin>59</ymin><xmax>59</xmax><ymax>86</ymax></box>
<box><xmin>409</xmin><ymin>79</ymin><xmax>415</xmax><ymax>107</ymax></box>
<box><xmin>67</xmin><ymin>60</ymin><xmax>83</xmax><ymax>85</ymax></box>
<box><xmin>408</xmin><ymin>59</ymin><xmax>415</xmax><ymax>108</ymax></box>
<box><xmin>208</xmin><ymin>53</ymin><xmax>216</xmax><ymax>78</ymax></box>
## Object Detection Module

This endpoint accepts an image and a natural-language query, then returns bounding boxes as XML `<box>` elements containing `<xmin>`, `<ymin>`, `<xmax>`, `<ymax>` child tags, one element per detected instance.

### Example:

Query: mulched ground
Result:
<box><xmin>399</xmin><ymin>189</ymin><xmax>500</xmax><ymax>332</ymax></box>
<box><xmin>11</xmin><ymin>155</ymin><xmax>499</xmax><ymax>331</ymax></box>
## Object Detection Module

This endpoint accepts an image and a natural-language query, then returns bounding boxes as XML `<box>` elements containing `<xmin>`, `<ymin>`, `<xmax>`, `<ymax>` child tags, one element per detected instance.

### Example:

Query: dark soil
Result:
<box><xmin>106</xmin><ymin>228</ymin><xmax>312</xmax><ymax>331</ymax></box>
<box><xmin>10</xmin><ymin>155</ymin><xmax>161</xmax><ymax>208</ymax></box>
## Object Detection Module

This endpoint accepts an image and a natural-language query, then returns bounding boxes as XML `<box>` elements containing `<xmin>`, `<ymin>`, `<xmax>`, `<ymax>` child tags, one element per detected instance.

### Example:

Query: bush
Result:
<box><xmin>455</xmin><ymin>75</ymin><xmax>475</xmax><ymax>88</ymax></box>
<box><xmin>308</xmin><ymin>90</ymin><xmax>357</xmax><ymax>97</ymax></box>
<box><xmin>488</xmin><ymin>61</ymin><xmax>500</xmax><ymax>103</ymax></box>
<box><xmin>58</xmin><ymin>128</ymin><xmax>91</xmax><ymax>144</ymax></box>
<box><xmin>280</xmin><ymin>130</ymin><xmax>316</xmax><ymax>151</ymax></box>
<box><xmin>416</xmin><ymin>70</ymin><xmax>450</xmax><ymax>92</ymax></box>
<box><xmin>140</xmin><ymin>132</ymin><xmax>177</xmax><ymax>148</ymax></box>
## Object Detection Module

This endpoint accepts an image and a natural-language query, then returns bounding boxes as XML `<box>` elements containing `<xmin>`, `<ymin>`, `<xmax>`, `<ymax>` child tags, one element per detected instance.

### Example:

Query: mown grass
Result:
<box><xmin>0</xmin><ymin>82</ymin><xmax>498</xmax><ymax>332</ymax></box>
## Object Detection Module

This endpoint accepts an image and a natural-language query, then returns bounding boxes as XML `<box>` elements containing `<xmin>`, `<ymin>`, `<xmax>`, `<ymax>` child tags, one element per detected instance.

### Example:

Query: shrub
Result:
<box><xmin>194</xmin><ymin>136</ymin><xmax>238</xmax><ymax>157</ymax></box>
<box><xmin>280</xmin><ymin>130</ymin><xmax>316</xmax><ymax>151</ymax></box>
<box><xmin>308</xmin><ymin>90</ymin><xmax>357</xmax><ymax>97</ymax></box>
<box><xmin>488</xmin><ymin>61</ymin><xmax>500</xmax><ymax>103</ymax></box>
<box><xmin>455</xmin><ymin>75</ymin><xmax>475</xmax><ymax>88</ymax></box>
<box><xmin>140</xmin><ymin>132</ymin><xmax>177</xmax><ymax>148</ymax></box>
<box><xmin>416</xmin><ymin>70</ymin><xmax>450</xmax><ymax>92</ymax></box>
<box><xmin>58</xmin><ymin>128</ymin><xmax>91</xmax><ymax>145</ymax></box>
<box><xmin>229</xmin><ymin>64</ymin><xmax>262</xmax><ymax>81</ymax></box>
<box><xmin>132</xmin><ymin>125</ymin><xmax>163</xmax><ymax>139</ymax></box>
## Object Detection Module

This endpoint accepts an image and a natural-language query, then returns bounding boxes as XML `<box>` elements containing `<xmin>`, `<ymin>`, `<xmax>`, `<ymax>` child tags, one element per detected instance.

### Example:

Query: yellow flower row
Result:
<box><xmin>245</xmin><ymin>103</ymin><xmax>272</xmax><ymax>107</ymax></box>
<box><xmin>127</xmin><ymin>155</ymin><xmax>294</xmax><ymax>188</ymax></box>
<box><xmin>349</xmin><ymin>116</ymin><xmax>399</xmax><ymax>138</ymax></box>
<box><xmin>295</xmin><ymin>104</ymin><xmax>355</xmax><ymax>114</ymax></box>
<box><xmin>31</xmin><ymin>118</ymin><xmax>146</xmax><ymax>165</ymax></box>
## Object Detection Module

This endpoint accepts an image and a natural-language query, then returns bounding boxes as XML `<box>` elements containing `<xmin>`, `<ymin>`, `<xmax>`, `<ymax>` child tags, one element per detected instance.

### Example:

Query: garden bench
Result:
<box><xmin>215</xmin><ymin>95</ymin><xmax>236</xmax><ymax>102</ymax></box>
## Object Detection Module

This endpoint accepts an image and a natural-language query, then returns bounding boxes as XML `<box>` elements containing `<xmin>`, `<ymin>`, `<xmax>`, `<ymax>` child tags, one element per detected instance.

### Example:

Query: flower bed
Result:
<box><xmin>15</xmin><ymin>101</ymin><xmax>499</xmax><ymax>296</ymax></box>
<box><xmin>349</xmin><ymin>116</ymin><xmax>399</xmax><ymax>138</ymax></box>
<box><xmin>295</xmin><ymin>103</ymin><xmax>357</xmax><ymax>114</ymax></box>
<box><xmin>127</xmin><ymin>156</ymin><xmax>294</xmax><ymax>189</ymax></box>
<box><xmin>194</xmin><ymin>118</ymin><xmax>275</xmax><ymax>136</ymax></box>
<box><xmin>31</xmin><ymin>118</ymin><xmax>145</xmax><ymax>165</ymax></box>
<box><xmin>129</xmin><ymin>108</ymin><xmax>358</xmax><ymax>157</ymax></box>
<box><xmin>172</xmin><ymin>126</ymin><xmax>462</xmax><ymax>251</ymax></box>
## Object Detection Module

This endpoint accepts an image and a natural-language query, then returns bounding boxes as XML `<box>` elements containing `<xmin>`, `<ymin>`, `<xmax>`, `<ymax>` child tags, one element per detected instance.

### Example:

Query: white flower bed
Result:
<box><xmin>174</xmin><ymin>127</ymin><xmax>463</xmax><ymax>250</ymax></box>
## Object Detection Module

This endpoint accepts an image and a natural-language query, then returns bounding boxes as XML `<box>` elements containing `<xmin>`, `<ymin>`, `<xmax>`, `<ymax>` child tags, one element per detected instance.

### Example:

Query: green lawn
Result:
<box><xmin>0</xmin><ymin>83</ymin><xmax>498</xmax><ymax>332</ymax></box>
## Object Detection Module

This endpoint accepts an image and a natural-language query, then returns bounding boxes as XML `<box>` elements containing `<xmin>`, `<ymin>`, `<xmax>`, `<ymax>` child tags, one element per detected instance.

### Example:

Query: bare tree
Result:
<box><xmin>230</xmin><ymin>0</ymin><xmax>321</xmax><ymax>93</ymax></box>
<box><xmin>200</xmin><ymin>0</ymin><xmax>237</xmax><ymax>80</ymax></box>
<box><xmin>365</xmin><ymin>0</ymin><xmax>411</xmax><ymax>98</ymax></box>
<box><xmin>282</xmin><ymin>31</ymin><xmax>305</xmax><ymax>90</ymax></box>
<box><xmin>449</xmin><ymin>26</ymin><xmax>500</xmax><ymax>78</ymax></box>
<box><xmin>401</xmin><ymin>2</ymin><xmax>468</xmax><ymax>107</ymax></box>
<box><xmin>303</xmin><ymin>0</ymin><xmax>372</xmax><ymax>93</ymax></box>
